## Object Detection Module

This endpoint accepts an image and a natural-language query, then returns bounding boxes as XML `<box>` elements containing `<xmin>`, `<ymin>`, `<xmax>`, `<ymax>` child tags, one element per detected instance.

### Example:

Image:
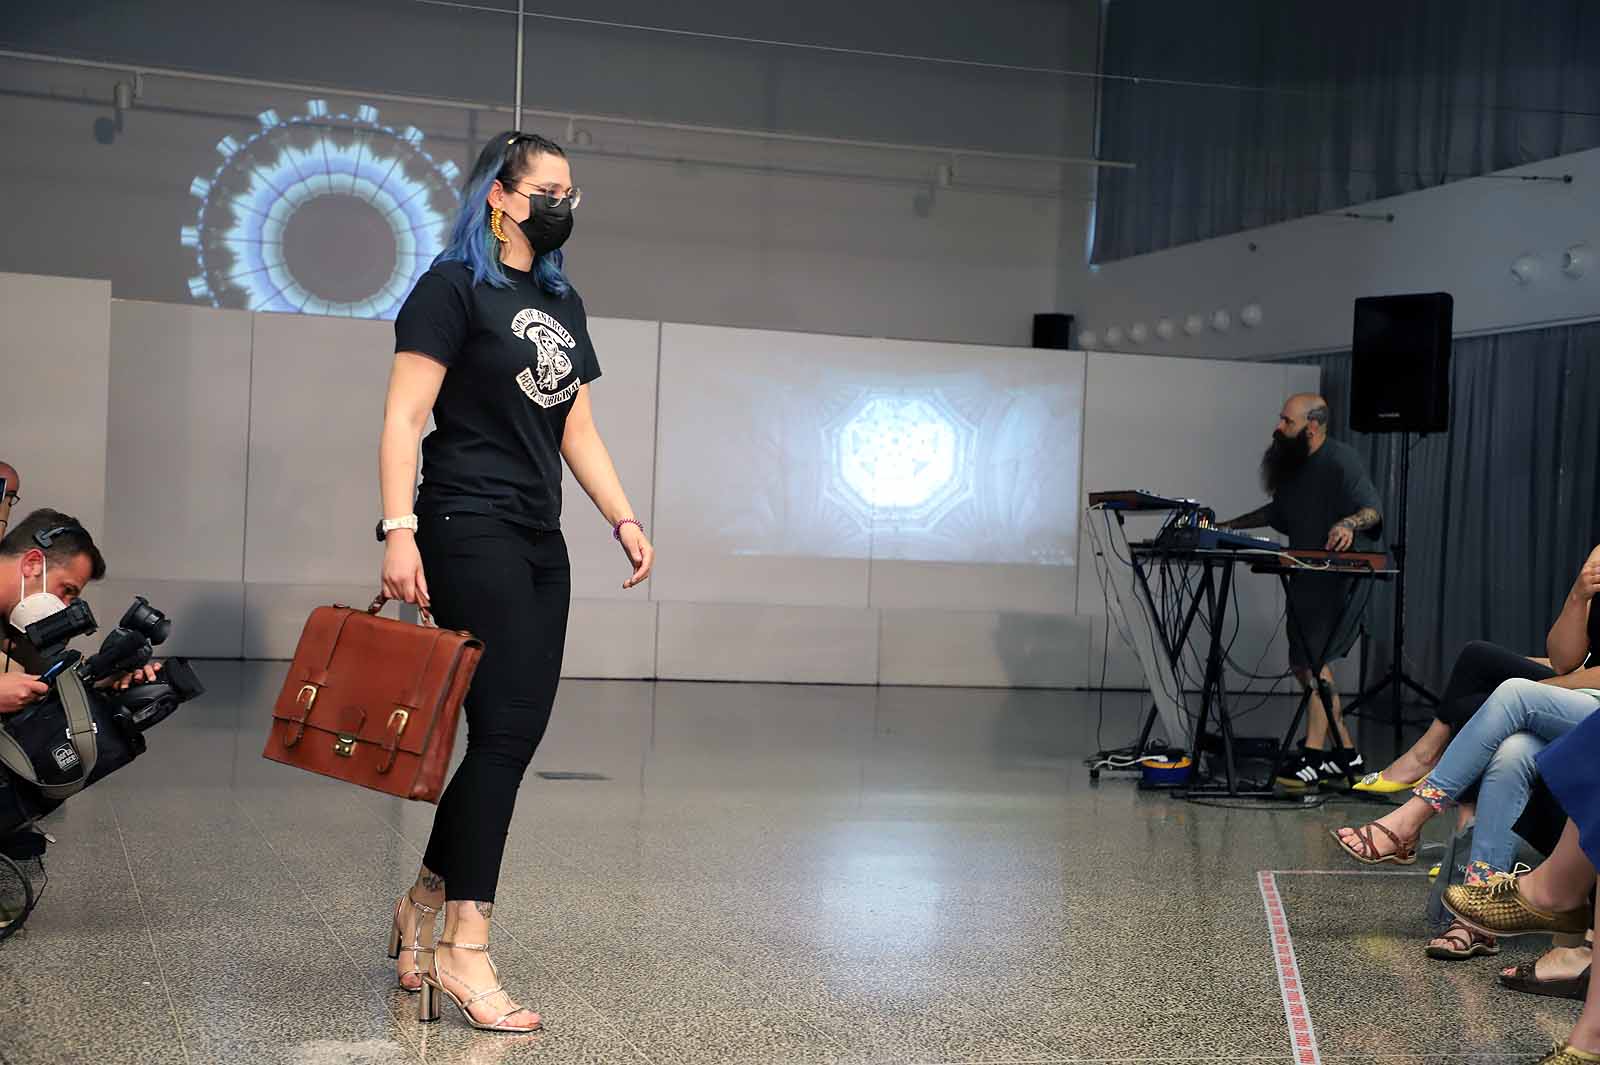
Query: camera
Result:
<box><xmin>31</xmin><ymin>596</ymin><xmax>177</xmax><ymax>693</ymax></box>
<box><xmin>20</xmin><ymin>598</ymin><xmax>96</xmax><ymax>659</ymax></box>
<box><xmin>1</xmin><ymin>595</ymin><xmax>205</xmax><ymax>844</ymax></box>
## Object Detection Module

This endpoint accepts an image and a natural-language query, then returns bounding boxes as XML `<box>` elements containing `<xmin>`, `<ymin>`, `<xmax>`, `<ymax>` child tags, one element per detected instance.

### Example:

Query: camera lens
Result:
<box><xmin>118</xmin><ymin>597</ymin><xmax>171</xmax><ymax>645</ymax></box>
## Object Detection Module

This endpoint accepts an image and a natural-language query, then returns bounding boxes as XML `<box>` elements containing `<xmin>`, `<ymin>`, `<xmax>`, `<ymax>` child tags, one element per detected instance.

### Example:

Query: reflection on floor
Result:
<box><xmin>0</xmin><ymin>662</ymin><xmax>1571</xmax><ymax>1064</ymax></box>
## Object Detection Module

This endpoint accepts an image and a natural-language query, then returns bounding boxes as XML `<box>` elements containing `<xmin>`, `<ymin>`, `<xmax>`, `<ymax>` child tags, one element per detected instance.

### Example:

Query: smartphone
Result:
<box><xmin>39</xmin><ymin>658</ymin><xmax>72</xmax><ymax>684</ymax></box>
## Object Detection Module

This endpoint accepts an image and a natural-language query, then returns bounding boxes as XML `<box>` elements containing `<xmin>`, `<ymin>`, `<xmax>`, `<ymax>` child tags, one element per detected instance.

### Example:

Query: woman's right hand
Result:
<box><xmin>382</xmin><ymin>535</ymin><xmax>431</xmax><ymax>609</ymax></box>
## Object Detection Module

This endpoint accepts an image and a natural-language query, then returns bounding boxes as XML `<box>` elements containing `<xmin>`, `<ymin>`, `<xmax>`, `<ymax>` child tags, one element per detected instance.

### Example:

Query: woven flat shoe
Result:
<box><xmin>1536</xmin><ymin>1043</ymin><xmax>1600</xmax><ymax>1065</ymax></box>
<box><xmin>1444</xmin><ymin>872</ymin><xmax>1589</xmax><ymax>941</ymax></box>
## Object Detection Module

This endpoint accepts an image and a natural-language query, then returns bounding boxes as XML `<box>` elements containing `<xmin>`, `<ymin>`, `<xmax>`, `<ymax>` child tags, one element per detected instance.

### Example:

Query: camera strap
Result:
<box><xmin>0</xmin><ymin>670</ymin><xmax>99</xmax><ymax>800</ymax></box>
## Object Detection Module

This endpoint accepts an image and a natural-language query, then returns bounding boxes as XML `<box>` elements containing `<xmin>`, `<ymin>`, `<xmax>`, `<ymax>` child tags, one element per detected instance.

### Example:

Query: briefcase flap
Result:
<box><xmin>271</xmin><ymin>605</ymin><xmax>480</xmax><ymax>760</ymax></box>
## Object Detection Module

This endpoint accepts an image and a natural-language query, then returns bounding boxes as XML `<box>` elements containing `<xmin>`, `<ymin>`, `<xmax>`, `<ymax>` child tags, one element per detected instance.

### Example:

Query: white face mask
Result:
<box><xmin>9</xmin><ymin>556</ymin><xmax>67</xmax><ymax>636</ymax></box>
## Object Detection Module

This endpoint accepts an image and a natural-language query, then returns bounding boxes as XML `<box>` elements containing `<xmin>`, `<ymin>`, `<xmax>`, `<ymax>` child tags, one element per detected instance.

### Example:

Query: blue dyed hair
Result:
<box><xmin>434</xmin><ymin>130</ymin><xmax>571</xmax><ymax>297</ymax></box>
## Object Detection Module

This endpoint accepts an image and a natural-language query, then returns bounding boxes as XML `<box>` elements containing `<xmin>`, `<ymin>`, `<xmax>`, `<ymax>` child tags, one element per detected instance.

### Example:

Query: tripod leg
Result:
<box><xmin>1400</xmin><ymin>672</ymin><xmax>1441</xmax><ymax>705</ymax></box>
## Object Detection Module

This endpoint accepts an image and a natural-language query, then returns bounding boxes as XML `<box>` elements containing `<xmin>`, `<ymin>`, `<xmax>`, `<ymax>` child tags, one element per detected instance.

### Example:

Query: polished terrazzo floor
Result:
<box><xmin>0</xmin><ymin>662</ymin><xmax>1576</xmax><ymax>1065</ymax></box>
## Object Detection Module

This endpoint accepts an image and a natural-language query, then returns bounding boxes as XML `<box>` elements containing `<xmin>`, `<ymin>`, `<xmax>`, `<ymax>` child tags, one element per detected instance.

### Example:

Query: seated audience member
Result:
<box><xmin>1357</xmin><ymin>543</ymin><xmax>1600</xmax><ymax>792</ymax></box>
<box><xmin>1442</xmin><ymin>708</ymin><xmax>1600</xmax><ymax>1065</ymax></box>
<box><xmin>1331</xmin><ymin>672</ymin><xmax>1600</xmax><ymax>954</ymax></box>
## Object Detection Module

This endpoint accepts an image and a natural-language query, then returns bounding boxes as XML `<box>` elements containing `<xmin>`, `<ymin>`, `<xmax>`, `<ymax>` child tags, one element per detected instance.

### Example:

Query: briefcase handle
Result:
<box><xmin>367</xmin><ymin>593</ymin><xmax>436</xmax><ymax>628</ymax></box>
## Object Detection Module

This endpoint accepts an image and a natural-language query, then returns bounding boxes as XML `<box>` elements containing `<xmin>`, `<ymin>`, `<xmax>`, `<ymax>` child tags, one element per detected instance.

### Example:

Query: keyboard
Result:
<box><xmin>1088</xmin><ymin>490</ymin><xmax>1197</xmax><ymax>512</ymax></box>
<box><xmin>1147</xmin><ymin>526</ymin><xmax>1281</xmax><ymax>553</ymax></box>
<box><xmin>1280</xmin><ymin>549</ymin><xmax>1390</xmax><ymax>572</ymax></box>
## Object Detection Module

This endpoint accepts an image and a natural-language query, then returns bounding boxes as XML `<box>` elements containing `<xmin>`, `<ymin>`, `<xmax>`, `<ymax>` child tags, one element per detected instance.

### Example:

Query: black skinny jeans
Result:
<box><xmin>1436</xmin><ymin>640</ymin><xmax>1555</xmax><ymax>733</ymax></box>
<box><xmin>416</xmin><ymin>513</ymin><xmax>570</xmax><ymax>902</ymax></box>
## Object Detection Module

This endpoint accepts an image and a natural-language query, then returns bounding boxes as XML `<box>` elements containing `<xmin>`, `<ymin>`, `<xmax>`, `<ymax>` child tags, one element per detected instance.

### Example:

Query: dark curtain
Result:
<box><xmin>1093</xmin><ymin>0</ymin><xmax>1600</xmax><ymax>262</ymax></box>
<box><xmin>1295</xmin><ymin>320</ymin><xmax>1600</xmax><ymax>690</ymax></box>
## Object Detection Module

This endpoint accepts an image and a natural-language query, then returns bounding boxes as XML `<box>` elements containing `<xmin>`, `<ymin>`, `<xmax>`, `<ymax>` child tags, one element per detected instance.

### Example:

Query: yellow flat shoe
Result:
<box><xmin>1429</xmin><ymin>863</ymin><xmax>1441</xmax><ymax>881</ymax></box>
<box><xmin>1351</xmin><ymin>771</ymin><xmax>1421</xmax><ymax>794</ymax></box>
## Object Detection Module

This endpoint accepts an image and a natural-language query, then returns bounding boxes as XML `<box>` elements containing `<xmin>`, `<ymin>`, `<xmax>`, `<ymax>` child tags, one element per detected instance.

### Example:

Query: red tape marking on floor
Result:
<box><xmin>1258</xmin><ymin>871</ymin><xmax>1321</xmax><ymax>1065</ymax></box>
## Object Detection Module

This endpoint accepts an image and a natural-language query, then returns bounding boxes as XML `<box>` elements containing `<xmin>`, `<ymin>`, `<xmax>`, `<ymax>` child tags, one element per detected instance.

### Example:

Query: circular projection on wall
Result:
<box><xmin>182</xmin><ymin>100</ymin><xmax>459</xmax><ymax>318</ymax></box>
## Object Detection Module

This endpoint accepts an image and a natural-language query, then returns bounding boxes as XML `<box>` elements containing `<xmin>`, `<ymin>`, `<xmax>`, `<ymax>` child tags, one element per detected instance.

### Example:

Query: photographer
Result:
<box><xmin>0</xmin><ymin>509</ymin><xmax>107</xmax><ymax>713</ymax></box>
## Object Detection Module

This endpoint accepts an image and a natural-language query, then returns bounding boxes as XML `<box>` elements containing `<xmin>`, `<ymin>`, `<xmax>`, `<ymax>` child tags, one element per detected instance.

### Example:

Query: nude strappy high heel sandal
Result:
<box><xmin>418</xmin><ymin>940</ymin><xmax>543</xmax><ymax>1032</ymax></box>
<box><xmin>385</xmin><ymin>892</ymin><xmax>439</xmax><ymax>993</ymax></box>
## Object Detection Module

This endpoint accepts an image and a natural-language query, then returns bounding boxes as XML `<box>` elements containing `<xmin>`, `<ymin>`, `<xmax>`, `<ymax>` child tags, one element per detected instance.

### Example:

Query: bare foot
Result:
<box><xmin>1517</xmin><ymin>866</ymin><xmax>1593</xmax><ymax>915</ymax></box>
<box><xmin>433</xmin><ymin>945</ymin><xmax>542</xmax><ymax>1030</ymax></box>
<box><xmin>1335</xmin><ymin>804</ymin><xmax>1428</xmax><ymax>859</ymax></box>
<box><xmin>1504</xmin><ymin>944</ymin><xmax>1592</xmax><ymax>983</ymax></box>
<box><xmin>1428</xmin><ymin>920</ymin><xmax>1496</xmax><ymax>956</ymax></box>
<box><xmin>1380</xmin><ymin>745</ymin><xmax>1442</xmax><ymax>785</ymax></box>
<box><xmin>395</xmin><ymin>891</ymin><xmax>442</xmax><ymax>991</ymax></box>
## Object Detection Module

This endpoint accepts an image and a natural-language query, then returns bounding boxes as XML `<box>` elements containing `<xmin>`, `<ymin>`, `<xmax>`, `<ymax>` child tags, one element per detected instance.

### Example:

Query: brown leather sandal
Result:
<box><xmin>1425</xmin><ymin>919</ymin><xmax>1499</xmax><ymax>960</ymax></box>
<box><xmin>1329</xmin><ymin>821</ymin><xmax>1418</xmax><ymax>865</ymax></box>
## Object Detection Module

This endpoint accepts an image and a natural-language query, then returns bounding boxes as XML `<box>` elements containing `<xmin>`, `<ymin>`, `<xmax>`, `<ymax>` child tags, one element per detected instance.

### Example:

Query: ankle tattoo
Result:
<box><xmin>473</xmin><ymin>901</ymin><xmax>494</xmax><ymax>919</ymax></box>
<box><xmin>416</xmin><ymin>870</ymin><xmax>444</xmax><ymax>894</ymax></box>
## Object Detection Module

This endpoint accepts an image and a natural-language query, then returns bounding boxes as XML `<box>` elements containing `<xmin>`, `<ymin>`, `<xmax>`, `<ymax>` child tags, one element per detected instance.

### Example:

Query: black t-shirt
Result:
<box><xmin>1267</xmin><ymin>438</ymin><xmax>1384</xmax><ymax>552</ymax></box>
<box><xmin>394</xmin><ymin>260</ymin><xmax>601</xmax><ymax>530</ymax></box>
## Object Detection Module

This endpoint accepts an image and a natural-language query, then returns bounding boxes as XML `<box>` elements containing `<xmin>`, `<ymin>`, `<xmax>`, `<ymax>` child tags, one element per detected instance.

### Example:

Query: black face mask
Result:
<box><xmin>516</xmin><ymin>198</ymin><xmax>574</xmax><ymax>256</ymax></box>
<box><xmin>1260</xmin><ymin>427</ymin><xmax>1313</xmax><ymax>494</ymax></box>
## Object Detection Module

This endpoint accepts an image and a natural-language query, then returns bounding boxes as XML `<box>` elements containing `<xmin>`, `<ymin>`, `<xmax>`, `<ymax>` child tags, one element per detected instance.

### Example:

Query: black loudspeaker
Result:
<box><xmin>1351</xmin><ymin>293</ymin><xmax>1452</xmax><ymax>434</ymax></box>
<box><xmin>1032</xmin><ymin>312</ymin><xmax>1076</xmax><ymax>350</ymax></box>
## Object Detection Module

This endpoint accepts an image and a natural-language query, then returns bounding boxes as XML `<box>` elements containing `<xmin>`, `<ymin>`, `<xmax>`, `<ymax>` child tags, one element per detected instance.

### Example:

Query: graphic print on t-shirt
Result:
<box><xmin>510</xmin><ymin>307</ymin><xmax>580</xmax><ymax>409</ymax></box>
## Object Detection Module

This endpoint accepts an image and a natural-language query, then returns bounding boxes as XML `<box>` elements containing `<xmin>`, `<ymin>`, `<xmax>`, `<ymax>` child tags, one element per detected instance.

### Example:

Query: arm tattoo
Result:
<box><xmin>473</xmin><ymin>901</ymin><xmax>494</xmax><ymax>919</ymax></box>
<box><xmin>1337</xmin><ymin>506</ymin><xmax>1380</xmax><ymax>532</ymax></box>
<box><xmin>1221</xmin><ymin>505</ymin><xmax>1273</xmax><ymax>530</ymax></box>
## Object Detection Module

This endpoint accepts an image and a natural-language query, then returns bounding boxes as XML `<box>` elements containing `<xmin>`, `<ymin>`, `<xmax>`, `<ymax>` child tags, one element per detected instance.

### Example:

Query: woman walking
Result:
<box><xmin>378</xmin><ymin>131</ymin><xmax>653</xmax><ymax>1031</ymax></box>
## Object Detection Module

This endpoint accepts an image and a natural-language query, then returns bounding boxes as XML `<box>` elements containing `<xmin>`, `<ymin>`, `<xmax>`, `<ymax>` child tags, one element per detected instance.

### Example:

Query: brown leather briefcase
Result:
<box><xmin>262</xmin><ymin>595</ymin><xmax>482</xmax><ymax>802</ymax></box>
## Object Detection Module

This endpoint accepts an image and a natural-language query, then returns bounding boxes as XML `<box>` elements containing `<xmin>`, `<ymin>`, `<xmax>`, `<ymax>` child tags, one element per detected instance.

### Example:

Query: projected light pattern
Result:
<box><xmin>825</xmin><ymin>392</ymin><xmax>975</xmax><ymax>530</ymax></box>
<box><xmin>182</xmin><ymin>100</ymin><xmax>458</xmax><ymax>318</ymax></box>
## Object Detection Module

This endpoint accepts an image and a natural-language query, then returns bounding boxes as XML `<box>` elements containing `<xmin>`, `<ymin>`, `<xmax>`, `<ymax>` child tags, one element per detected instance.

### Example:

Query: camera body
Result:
<box><xmin>29</xmin><ymin>596</ymin><xmax>173</xmax><ymax>689</ymax></box>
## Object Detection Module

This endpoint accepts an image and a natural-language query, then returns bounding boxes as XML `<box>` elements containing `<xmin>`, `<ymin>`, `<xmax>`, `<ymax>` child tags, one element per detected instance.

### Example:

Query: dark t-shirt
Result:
<box><xmin>1266</xmin><ymin>438</ymin><xmax>1384</xmax><ymax>552</ymax></box>
<box><xmin>1265</xmin><ymin>437</ymin><xmax>1384</xmax><ymax>666</ymax></box>
<box><xmin>394</xmin><ymin>260</ymin><xmax>601</xmax><ymax>530</ymax></box>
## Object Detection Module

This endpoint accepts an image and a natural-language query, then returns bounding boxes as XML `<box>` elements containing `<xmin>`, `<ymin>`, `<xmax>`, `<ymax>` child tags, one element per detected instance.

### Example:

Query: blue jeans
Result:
<box><xmin>1419</xmin><ymin>678</ymin><xmax>1599</xmax><ymax>879</ymax></box>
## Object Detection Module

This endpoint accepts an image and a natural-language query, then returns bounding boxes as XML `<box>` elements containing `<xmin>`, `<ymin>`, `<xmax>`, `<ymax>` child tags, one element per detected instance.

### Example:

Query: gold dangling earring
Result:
<box><xmin>488</xmin><ymin>206</ymin><xmax>509</xmax><ymax>244</ymax></box>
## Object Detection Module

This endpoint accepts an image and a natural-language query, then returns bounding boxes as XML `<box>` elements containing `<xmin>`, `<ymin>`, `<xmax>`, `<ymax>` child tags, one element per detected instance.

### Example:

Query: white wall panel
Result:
<box><xmin>243</xmin><ymin>313</ymin><xmax>392</xmax><ymax>586</ymax></box>
<box><xmin>106</xmin><ymin>300</ymin><xmax>250</xmax><ymax>582</ymax></box>
<box><xmin>878</xmin><ymin>609</ymin><xmax>1091</xmax><ymax>688</ymax></box>
<box><xmin>562</xmin><ymin>317</ymin><xmax>659</xmax><ymax>600</ymax></box>
<box><xmin>0</xmin><ymin>272</ymin><xmax>110</xmax><ymax>539</ymax></box>
<box><xmin>562</xmin><ymin>599</ymin><xmax>657</xmax><ymax>679</ymax></box>
<box><xmin>656</xmin><ymin>602</ymin><xmax>879</xmax><ymax>684</ymax></box>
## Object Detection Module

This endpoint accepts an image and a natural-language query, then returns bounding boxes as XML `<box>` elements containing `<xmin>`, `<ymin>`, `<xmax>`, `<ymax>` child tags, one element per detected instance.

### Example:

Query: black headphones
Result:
<box><xmin>33</xmin><ymin>524</ymin><xmax>79</xmax><ymax>550</ymax></box>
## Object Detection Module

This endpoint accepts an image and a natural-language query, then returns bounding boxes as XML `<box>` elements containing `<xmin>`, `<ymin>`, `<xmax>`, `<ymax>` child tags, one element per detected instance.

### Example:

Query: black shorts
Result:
<box><xmin>1285</xmin><ymin>573</ymin><xmax>1371</xmax><ymax>671</ymax></box>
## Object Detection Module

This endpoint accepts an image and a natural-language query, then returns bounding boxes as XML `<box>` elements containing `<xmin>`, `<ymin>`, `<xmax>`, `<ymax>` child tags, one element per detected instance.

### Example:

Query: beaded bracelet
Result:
<box><xmin>613</xmin><ymin>518</ymin><xmax>645</xmax><ymax>542</ymax></box>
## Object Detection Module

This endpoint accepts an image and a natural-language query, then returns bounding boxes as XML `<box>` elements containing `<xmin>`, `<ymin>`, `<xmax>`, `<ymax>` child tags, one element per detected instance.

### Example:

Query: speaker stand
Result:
<box><xmin>1343</xmin><ymin>430</ymin><xmax>1439</xmax><ymax>751</ymax></box>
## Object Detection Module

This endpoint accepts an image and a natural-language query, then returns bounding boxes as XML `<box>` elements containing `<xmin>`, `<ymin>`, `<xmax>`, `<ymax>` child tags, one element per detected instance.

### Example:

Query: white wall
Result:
<box><xmin>0</xmin><ymin>273</ymin><xmax>110</xmax><ymax>540</ymax></box>
<box><xmin>0</xmin><ymin>1</ymin><xmax>1100</xmax><ymax>348</ymax></box>
<box><xmin>1069</xmin><ymin>147</ymin><xmax>1600</xmax><ymax>361</ymax></box>
<box><xmin>4</xmin><ymin>272</ymin><xmax>1322</xmax><ymax>693</ymax></box>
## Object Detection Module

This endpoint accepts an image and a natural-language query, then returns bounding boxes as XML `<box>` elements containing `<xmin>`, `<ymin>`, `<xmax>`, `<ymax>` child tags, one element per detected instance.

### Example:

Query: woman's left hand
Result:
<box><xmin>619</xmin><ymin>524</ymin><xmax>654</xmax><ymax>590</ymax></box>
